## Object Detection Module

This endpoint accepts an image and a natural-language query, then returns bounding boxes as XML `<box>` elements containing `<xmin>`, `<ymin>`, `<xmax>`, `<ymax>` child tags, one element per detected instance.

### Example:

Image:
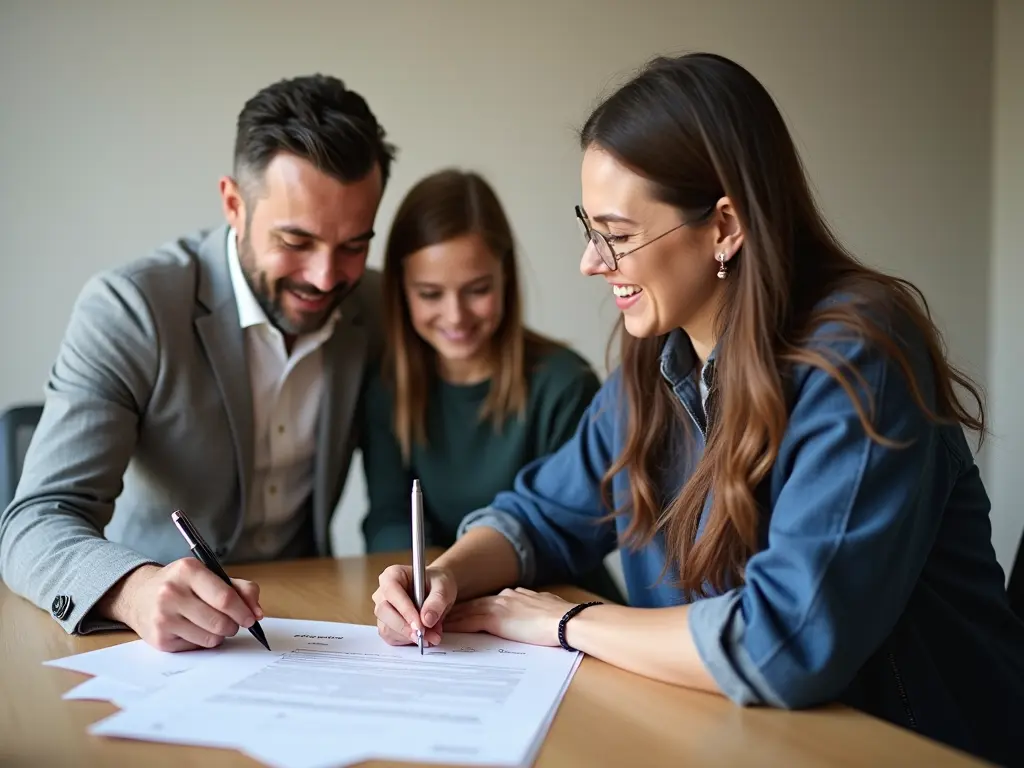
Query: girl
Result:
<box><xmin>359</xmin><ymin>168</ymin><xmax>623</xmax><ymax>603</ymax></box>
<box><xmin>370</xmin><ymin>55</ymin><xmax>1024</xmax><ymax>766</ymax></box>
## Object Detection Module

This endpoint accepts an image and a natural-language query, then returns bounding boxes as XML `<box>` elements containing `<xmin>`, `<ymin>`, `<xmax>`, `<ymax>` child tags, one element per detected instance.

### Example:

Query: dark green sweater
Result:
<box><xmin>358</xmin><ymin>345</ymin><xmax>623</xmax><ymax>602</ymax></box>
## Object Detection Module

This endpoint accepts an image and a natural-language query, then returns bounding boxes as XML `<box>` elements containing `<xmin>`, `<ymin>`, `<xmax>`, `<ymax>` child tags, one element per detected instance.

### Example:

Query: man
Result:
<box><xmin>0</xmin><ymin>74</ymin><xmax>395</xmax><ymax>652</ymax></box>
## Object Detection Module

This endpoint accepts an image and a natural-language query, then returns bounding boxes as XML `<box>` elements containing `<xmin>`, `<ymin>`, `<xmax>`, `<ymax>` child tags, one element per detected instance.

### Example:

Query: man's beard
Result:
<box><xmin>238</xmin><ymin>231</ymin><xmax>354</xmax><ymax>337</ymax></box>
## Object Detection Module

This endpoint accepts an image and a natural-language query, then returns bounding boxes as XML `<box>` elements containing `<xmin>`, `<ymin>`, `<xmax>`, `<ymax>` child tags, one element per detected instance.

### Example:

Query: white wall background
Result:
<box><xmin>0</xmin><ymin>0</ymin><xmax>1018</xmax><ymax>576</ymax></box>
<box><xmin>988</xmin><ymin>0</ymin><xmax>1024</xmax><ymax>575</ymax></box>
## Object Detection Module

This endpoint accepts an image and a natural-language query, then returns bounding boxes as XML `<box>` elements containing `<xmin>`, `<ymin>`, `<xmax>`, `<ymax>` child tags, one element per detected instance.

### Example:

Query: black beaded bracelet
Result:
<box><xmin>557</xmin><ymin>601</ymin><xmax>603</xmax><ymax>652</ymax></box>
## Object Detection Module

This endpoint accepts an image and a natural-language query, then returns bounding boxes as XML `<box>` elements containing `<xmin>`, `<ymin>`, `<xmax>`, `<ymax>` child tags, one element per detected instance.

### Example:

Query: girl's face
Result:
<box><xmin>403</xmin><ymin>232</ymin><xmax>505</xmax><ymax>379</ymax></box>
<box><xmin>578</xmin><ymin>146</ymin><xmax>739</xmax><ymax>342</ymax></box>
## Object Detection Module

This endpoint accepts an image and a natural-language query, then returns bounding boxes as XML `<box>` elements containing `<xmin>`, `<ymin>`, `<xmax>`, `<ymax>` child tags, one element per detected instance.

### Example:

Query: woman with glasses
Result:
<box><xmin>358</xmin><ymin>168</ymin><xmax>624</xmax><ymax>603</ymax></box>
<box><xmin>369</xmin><ymin>55</ymin><xmax>1024</xmax><ymax>766</ymax></box>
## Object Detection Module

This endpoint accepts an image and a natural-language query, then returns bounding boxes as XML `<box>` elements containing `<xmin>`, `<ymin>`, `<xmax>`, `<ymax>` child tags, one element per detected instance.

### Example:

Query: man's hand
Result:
<box><xmin>96</xmin><ymin>558</ymin><xmax>264</xmax><ymax>652</ymax></box>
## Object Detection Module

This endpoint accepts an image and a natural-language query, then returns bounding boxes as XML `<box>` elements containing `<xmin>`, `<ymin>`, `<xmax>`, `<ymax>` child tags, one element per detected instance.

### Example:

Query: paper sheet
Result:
<box><xmin>61</xmin><ymin>676</ymin><xmax>150</xmax><ymax>708</ymax></box>
<box><xmin>85</xmin><ymin>617</ymin><xmax>581</xmax><ymax>766</ymax></box>
<box><xmin>45</xmin><ymin>637</ymin><xmax>207</xmax><ymax>689</ymax></box>
<box><xmin>240</xmin><ymin>652</ymin><xmax>584</xmax><ymax>768</ymax></box>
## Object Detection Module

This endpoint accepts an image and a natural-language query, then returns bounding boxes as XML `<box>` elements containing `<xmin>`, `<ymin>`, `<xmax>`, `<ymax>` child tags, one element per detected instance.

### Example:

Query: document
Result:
<box><xmin>62</xmin><ymin>676</ymin><xmax>149</xmax><ymax>708</ymax></box>
<box><xmin>81</xmin><ymin>617</ymin><xmax>581</xmax><ymax>767</ymax></box>
<box><xmin>240</xmin><ymin>652</ymin><xmax>584</xmax><ymax>768</ymax></box>
<box><xmin>45</xmin><ymin>637</ymin><xmax>206</xmax><ymax>689</ymax></box>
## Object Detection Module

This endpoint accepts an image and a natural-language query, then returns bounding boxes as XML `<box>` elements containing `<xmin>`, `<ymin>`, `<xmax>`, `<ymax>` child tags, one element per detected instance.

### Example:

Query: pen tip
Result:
<box><xmin>412</xmin><ymin>478</ymin><xmax>421</xmax><ymax>491</ymax></box>
<box><xmin>251</xmin><ymin>624</ymin><xmax>271</xmax><ymax>651</ymax></box>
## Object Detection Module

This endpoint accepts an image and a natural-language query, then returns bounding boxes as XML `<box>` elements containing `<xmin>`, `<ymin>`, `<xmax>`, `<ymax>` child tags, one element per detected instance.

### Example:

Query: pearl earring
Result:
<box><xmin>716</xmin><ymin>252</ymin><xmax>728</xmax><ymax>279</ymax></box>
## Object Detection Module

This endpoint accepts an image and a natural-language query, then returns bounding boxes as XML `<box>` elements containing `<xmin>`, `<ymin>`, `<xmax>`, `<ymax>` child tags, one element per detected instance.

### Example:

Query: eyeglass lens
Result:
<box><xmin>577</xmin><ymin>214</ymin><xmax>616</xmax><ymax>269</ymax></box>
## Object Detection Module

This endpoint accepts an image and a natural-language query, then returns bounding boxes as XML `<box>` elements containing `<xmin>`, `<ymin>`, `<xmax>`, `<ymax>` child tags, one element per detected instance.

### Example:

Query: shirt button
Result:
<box><xmin>277</xmin><ymin>425</ymin><xmax>285</xmax><ymax>434</ymax></box>
<box><xmin>268</xmin><ymin>484</ymin><xmax>277</xmax><ymax>496</ymax></box>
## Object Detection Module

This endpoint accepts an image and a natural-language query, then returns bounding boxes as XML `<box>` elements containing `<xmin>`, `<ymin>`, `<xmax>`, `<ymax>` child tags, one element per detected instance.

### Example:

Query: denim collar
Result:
<box><xmin>658</xmin><ymin>329</ymin><xmax>717</xmax><ymax>399</ymax></box>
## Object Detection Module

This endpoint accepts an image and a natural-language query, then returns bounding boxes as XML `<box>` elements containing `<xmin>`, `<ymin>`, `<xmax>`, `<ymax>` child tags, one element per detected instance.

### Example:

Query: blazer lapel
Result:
<box><xmin>313</xmin><ymin>308</ymin><xmax>368</xmax><ymax>555</ymax></box>
<box><xmin>194</xmin><ymin>226</ymin><xmax>253</xmax><ymax>544</ymax></box>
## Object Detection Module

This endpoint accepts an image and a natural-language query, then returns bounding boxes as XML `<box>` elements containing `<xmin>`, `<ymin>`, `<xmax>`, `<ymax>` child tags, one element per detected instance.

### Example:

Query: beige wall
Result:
<box><xmin>988</xmin><ymin>0</ymin><xmax>1024</xmax><ymax>573</ymax></box>
<box><xmin>0</xmin><ymin>0</ymin><xmax>1012</xmax><ymax>572</ymax></box>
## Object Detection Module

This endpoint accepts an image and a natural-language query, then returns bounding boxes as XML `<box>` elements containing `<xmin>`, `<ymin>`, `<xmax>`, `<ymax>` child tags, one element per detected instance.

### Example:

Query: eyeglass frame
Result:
<box><xmin>575</xmin><ymin>203</ymin><xmax>717</xmax><ymax>271</ymax></box>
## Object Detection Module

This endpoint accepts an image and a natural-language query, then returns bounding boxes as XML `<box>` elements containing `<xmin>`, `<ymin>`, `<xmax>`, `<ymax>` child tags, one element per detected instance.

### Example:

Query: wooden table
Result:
<box><xmin>0</xmin><ymin>552</ymin><xmax>988</xmax><ymax>767</ymax></box>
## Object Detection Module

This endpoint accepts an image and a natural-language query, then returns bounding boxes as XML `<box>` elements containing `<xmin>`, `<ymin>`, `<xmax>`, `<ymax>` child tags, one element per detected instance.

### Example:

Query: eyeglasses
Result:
<box><xmin>575</xmin><ymin>204</ymin><xmax>716</xmax><ymax>271</ymax></box>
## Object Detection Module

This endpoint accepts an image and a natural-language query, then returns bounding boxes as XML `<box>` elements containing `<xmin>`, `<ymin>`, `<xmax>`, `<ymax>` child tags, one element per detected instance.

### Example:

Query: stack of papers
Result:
<box><xmin>45</xmin><ymin>617</ymin><xmax>583</xmax><ymax>767</ymax></box>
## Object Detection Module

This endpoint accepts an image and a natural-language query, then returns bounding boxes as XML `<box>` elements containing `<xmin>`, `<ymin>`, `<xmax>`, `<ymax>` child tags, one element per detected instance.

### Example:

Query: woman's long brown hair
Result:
<box><xmin>382</xmin><ymin>168</ymin><xmax>561</xmax><ymax>461</ymax></box>
<box><xmin>582</xmin><ymin>53</ymin><xmax>986</xmax><ymax>598</ymax></box>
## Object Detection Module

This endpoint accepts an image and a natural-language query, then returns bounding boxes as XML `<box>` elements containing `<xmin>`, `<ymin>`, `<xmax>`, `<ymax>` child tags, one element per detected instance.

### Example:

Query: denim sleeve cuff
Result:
<box><xmin>456</xmin><ymin>507</ymin><xmax>537</xmax><ymax>587</ymax></box>
<box><xmin>688</xmin><ymin>589</ymin><xmax>787</xmax><ymax>708</ymax></box>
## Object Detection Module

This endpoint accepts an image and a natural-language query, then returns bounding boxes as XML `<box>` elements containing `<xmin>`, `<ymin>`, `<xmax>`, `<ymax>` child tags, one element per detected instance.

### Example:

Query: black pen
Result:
<box><xmin>171</xmin><ymin>509</ymin><xmax>271</xmax><ymax>651</ymax></box>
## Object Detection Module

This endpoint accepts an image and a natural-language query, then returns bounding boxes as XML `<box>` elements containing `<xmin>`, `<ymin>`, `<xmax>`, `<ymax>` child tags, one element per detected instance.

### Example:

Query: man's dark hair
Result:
<box><xmin>233</xmin><ymin>73</ymin><xmax>396</xmax><ymax>198</ymax></box>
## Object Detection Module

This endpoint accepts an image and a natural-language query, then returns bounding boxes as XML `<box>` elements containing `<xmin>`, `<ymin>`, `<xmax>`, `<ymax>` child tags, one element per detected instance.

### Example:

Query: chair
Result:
<box><xmin>0</xmin><ymin>404</ymin><xmax>44</xmax><ymax>510</ymax></box>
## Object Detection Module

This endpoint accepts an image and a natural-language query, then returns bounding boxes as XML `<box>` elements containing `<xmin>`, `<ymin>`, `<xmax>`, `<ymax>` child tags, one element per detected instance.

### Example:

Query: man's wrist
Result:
<box><xmin>94</xmin><ymin>563</ymin><xmax>159</xmax><ymax>626</ymax></box>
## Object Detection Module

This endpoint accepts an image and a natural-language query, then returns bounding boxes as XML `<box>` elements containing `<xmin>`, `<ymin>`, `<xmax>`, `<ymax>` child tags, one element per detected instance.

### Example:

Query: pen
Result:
<box><xmin>411</xmin><ymin>479</ymin><xmax>426</xmax><ymax>655</ymax></box>
<box><xmin>171</xmin><ymin>509</ymin><xmax>271</xmax><ymax>651</ymax></box>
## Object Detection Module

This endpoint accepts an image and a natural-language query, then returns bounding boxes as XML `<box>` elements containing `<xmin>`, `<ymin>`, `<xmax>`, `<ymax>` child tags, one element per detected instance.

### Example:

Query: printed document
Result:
<box><xmin>239</xmin><ymin>650</ymin><xmax>582</xmax><ymax>768</ymax></box>
<box><xmin>78</xmin><ymin>617</ymin><xmax>581</xmax><ymax>766</ymax></box>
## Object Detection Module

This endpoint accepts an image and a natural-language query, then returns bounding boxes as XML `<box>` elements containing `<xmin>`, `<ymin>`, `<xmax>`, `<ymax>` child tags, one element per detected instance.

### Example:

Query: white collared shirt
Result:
<box><xmin>226</xmin><ymin>229</ymin><xmax>339</xmax><ymax>557</ymax></box>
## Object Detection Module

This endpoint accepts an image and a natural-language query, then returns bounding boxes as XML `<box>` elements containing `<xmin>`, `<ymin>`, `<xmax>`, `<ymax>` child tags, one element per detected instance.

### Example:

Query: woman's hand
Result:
<box><xmin>444</xmin><ymin>587</ymin><xmax>575</xmax><ymax>647</ymax></box>
<box><xmin>372</xmin><ymin>563</ymin><xmax>457</xmax><ymax>647</ymax></box>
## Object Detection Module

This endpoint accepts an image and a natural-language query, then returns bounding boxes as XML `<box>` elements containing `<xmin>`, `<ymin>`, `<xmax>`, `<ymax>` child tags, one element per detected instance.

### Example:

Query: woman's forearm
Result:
<box><xmin>565</xmin><ymin>603</ymin><xmax>722</xmax><ymax>694</ymax></box>
<box><xmin>432</xmin><ymin>526</ymin><xmax>520</xmax><ymax>601</ymax></box>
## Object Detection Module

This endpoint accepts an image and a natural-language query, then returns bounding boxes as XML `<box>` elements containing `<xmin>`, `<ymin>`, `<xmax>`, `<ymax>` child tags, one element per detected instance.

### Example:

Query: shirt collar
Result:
<box><xmin>659</xmin><ymin>329</ymin><xmax>696</xmax><ymax>383</ymax></box>
<box><xmin>227</xmin><ymin>228</ymin><xmax>270</xmax><ymax>330</ymax></box>
<box><xmin>659</xmin><ymin>329</ymin><xmax>717</xmax><ymax>394</ymax></box>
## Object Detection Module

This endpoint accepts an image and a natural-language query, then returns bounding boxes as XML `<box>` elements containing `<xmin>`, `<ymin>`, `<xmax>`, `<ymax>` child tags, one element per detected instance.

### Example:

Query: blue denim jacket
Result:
<box><xmin>459</xmin><ymin>305</ymin><xmax>1024</xmax><ymax>767</ymax></box>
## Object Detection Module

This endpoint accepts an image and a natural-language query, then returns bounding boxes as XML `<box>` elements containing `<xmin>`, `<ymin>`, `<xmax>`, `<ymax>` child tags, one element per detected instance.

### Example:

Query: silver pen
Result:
<box><xmin>411</xmin><ymin>478</ymin><xmax>426</xmax><ymax>655</ymax></box>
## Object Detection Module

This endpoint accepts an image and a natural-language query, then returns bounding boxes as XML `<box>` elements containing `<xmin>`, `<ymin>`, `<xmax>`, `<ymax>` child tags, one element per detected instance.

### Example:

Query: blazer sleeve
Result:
<box><xmin>0</xmin><ymin>271</ymin><xmax>161</xmax><ymax>634</ymax></box>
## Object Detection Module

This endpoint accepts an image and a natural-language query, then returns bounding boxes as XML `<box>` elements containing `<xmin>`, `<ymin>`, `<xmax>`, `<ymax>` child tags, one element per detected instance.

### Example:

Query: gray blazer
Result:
<box><xmin>0</xmin><ymin>225</ymin><xmax>383</xmax><ymax>634</ymax></box>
